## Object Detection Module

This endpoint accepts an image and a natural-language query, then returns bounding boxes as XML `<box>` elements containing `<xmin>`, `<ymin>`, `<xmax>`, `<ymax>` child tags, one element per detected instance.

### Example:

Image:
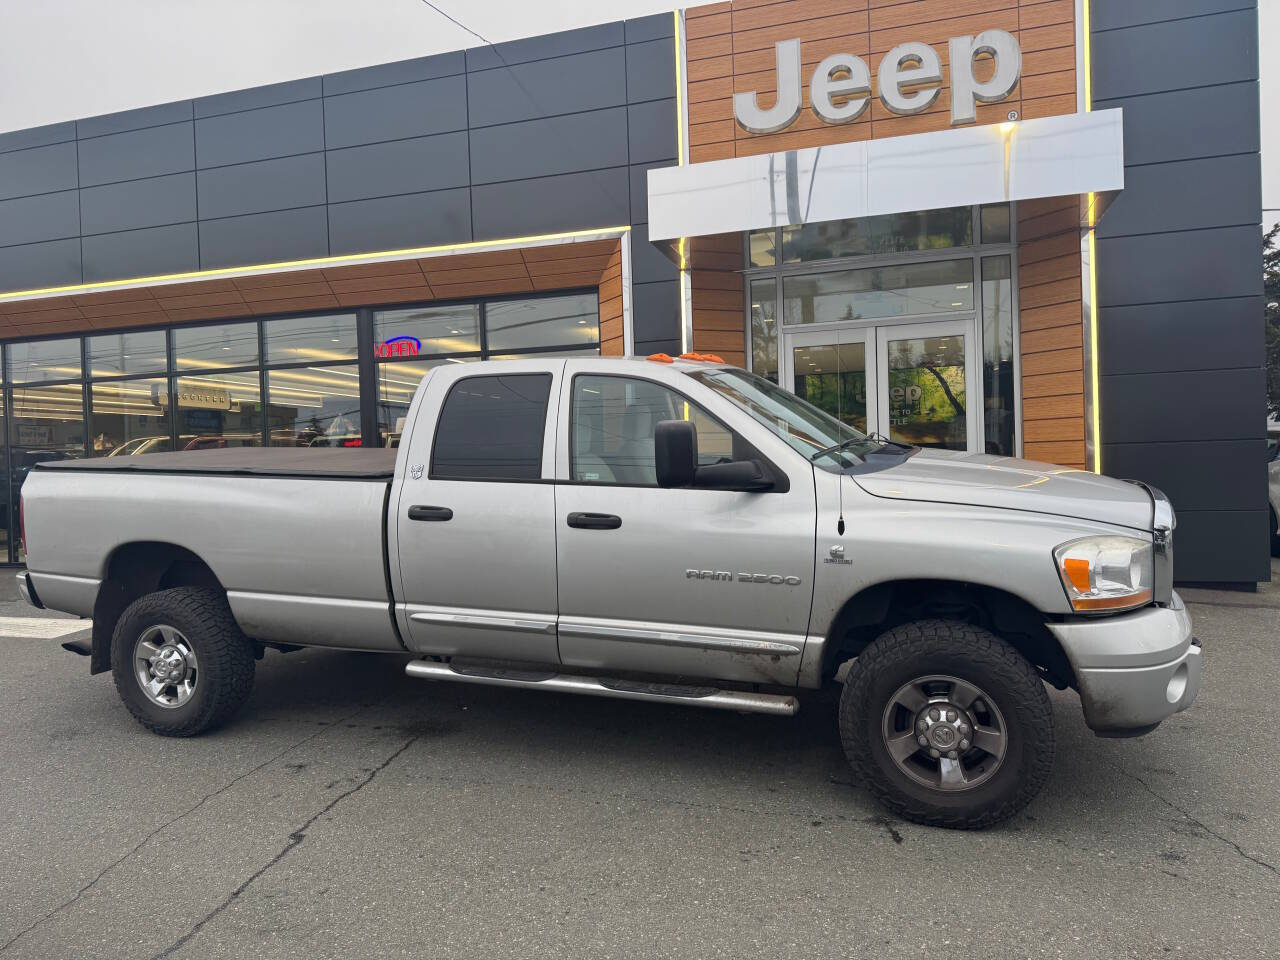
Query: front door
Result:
<box><xmin>552</xmin><ymin>363</ymin><xmax>817</xmax><ymax>686</ymax></box>
<box><xmin>780</xmin><ymin>319</ymin><xmax>979</xmax><ymax>451</ymax></box>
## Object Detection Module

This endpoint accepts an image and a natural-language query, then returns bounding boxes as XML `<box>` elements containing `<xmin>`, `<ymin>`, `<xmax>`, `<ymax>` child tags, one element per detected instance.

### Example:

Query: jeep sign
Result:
<box><xmin>733</xmin><ymin>30</ymin><xmax>1022</xmax><ymax>134</ymax></box>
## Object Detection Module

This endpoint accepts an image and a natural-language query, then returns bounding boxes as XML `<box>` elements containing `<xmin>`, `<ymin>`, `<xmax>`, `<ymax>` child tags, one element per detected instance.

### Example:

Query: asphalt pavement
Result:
<box><xmin>0</xmin><ymin>569</ymin><xmax>1277</xmax><ymax>959</ymax></box>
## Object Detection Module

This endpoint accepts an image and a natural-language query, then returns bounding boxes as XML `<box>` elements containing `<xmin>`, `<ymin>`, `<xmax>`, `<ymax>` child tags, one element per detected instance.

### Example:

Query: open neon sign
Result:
<box><xmin>376</xmin><ymin>335</ymin><xmax>421</xmax><ymax>359</ymax></box>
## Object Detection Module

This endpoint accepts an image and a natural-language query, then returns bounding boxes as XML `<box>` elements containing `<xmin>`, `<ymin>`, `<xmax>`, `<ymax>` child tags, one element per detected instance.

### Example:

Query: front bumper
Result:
<box><xmin>1048</xmin><ymin>592</ymin><xmax>1202</xmax><ymax>735</ymax></box>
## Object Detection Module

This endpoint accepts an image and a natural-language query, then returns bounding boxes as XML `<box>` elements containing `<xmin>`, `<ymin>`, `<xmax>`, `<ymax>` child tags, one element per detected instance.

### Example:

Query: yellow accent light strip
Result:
<box><xmin>0</xmin><ymin>225</ymin><xmax>632</xmax><ymax>305</ymax></box>
<box><xmin>673</xmin><ymin>9</ymin><xmax>693</xmax><ymax>354</ymax></box>
<box><xmin>1083</xmin><ymin>0</ymin><xmax>1101</xmax><ymax>473</ymax></box>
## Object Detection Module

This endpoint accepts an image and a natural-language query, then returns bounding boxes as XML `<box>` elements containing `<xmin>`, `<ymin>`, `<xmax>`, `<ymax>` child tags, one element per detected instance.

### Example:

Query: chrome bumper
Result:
<box><xmin>1048</xmin><ymin>592</ymin><xmax>1202</xmax><ymax>735</ymax></box>
<box><xmin>16</xmin><ymin>571</ymin><xmax>42</xmax><ymax>609</ymax></box>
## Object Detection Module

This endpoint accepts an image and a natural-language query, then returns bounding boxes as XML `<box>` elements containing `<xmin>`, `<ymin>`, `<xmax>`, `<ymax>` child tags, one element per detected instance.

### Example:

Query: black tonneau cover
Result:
<box><xmin>34</xmin><ymin>448</ymin><xmax>396</xmax><ymax>480</ymax></box>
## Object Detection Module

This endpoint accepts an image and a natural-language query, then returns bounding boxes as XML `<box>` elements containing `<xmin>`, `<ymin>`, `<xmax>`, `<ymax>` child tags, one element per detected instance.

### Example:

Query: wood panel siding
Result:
<box><xmin>1017</xmin><ymin>196</ymin><xmax>1085</xmax><ymax>469</ymax></box>
<box><xmin>0</xmin><ymin>238</ymin><xmax>624</xmax><ymax>346</ymax></box>
<box><xmin>689</xmin><ymin>234</ymin><xmax>746</xmax><ymax>366</ymax></box>
<box><xmin>685</xmin><ymin>0</ymin><xmax>1086</xmax><ymax>468</ymax></box>
<box><xmin>685</xmin><ymin>0</ymin><xmax>1076</xmax><ymax>161</ymax></box>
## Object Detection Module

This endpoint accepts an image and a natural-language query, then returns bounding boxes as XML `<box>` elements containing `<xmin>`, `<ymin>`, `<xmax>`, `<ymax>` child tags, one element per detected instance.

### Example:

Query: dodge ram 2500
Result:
<box><xmin>18</xmin><ymin>355</ymin><xmax>1201</xmax><ymax>828</ymax></box>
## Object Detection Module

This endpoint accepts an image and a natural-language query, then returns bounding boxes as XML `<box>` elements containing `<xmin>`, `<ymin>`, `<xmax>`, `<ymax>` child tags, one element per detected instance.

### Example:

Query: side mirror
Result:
<box><xmin>694</xmin><ymin>459</ymin><xmax>775</xmax><ymax>492</ymax></box>
<box><xmin>655</xmin><ymin>419</ymin><xmax>697</xmax><ymax>488</ymax></box>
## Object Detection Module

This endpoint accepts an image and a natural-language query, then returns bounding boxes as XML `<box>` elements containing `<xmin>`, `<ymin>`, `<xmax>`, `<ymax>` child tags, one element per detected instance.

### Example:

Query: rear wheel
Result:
<box><xmin>111</xmin><ymin>587</ymin><xmax>255</xmax><ymax>737</ymax></box>
<box><xmin>839</xmin><ymin>619</ymin><xmax>1054</xmax><ymax>829</ymax></box>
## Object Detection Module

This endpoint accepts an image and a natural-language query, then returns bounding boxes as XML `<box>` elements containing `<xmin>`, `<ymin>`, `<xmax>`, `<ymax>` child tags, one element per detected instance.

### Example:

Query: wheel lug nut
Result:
<box><xmin>959</xmin><ymin>739</ymin><xmax>970</xmax><ymax>750</ymax></box>
<box><xmin>958</xmin><ymin>722</ymin><xmax>970</xmax><ymax>736</ymax></box>
<box><xmin>947</xmin><ymin>750</ymin><xmax>958</xmax><ymax>760</ymax></box>
<box><xmin>929</xmin><ymin>748</ymin><xmax>940</xmax><ymax>759</ymax></box>
<box><xmin>917</xmin><ymin>735</ymin><xmax>928</xmax><ymax>746</ymax></box>
<box><xmin>945</xmin><ymin>710</ymin><xmax>955</xmax><ymax>722</ymax></box>
<box><xmin>928</xmin><ymin>708</ymin><xmax>940</xmax><ymax>721</ymax></box>
<box><xmin>917</xmin><ymin>718</ymin><xmax>928</xmax><ymax>732</ymax></box>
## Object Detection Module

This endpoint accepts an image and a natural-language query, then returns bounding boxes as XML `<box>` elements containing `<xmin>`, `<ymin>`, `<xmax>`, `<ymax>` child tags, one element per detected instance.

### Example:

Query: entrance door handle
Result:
<box><xmin>566</xmin><ymin>512</ymin><xmax>622</xmax><ymax>530</ymax></box>
<box><xmin>408</xmin><ymin>505</ymin><xmax>453</xmax><ymax>522</ymax></box>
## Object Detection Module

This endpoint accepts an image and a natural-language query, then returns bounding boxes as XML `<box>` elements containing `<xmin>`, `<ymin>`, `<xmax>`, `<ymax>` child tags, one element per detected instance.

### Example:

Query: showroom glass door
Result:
<box><xmin>874</xmin><ymin>319</ymin><xmax>978</xmax><ymax>451</ymax></box>
<box><xmin>780</xmin><ymin>328</ymin><xmax>876</xmax><ymax>434</ymax></box>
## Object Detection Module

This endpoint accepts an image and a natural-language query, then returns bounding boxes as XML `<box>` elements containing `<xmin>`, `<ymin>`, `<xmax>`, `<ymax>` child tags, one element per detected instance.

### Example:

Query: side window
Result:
<box><xmin>571</xmin><ymin>375</ymin><xmax>743</xmax><ymax>486</ymax></box>
<box><xmin>431</xmin><ymin>374</ymin><xmax>552</xmax><ymax>480</ymax></box>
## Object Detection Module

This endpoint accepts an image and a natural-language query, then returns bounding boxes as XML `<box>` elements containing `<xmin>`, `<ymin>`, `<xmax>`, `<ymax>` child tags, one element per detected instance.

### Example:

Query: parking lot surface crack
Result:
<box><xmin>1113</xmin><ymin>762</ymin><xmax>1278</xmax><ymax>879</ymax></box>
<box><xmin>0</xmin><ymin>708</ymin><xmax>369</xmax><ymax>955</ymax></box>
<box><xmin>150</xmin><ymin>733</ymin><xmax>420</xmax><ymax>960</ymax></box>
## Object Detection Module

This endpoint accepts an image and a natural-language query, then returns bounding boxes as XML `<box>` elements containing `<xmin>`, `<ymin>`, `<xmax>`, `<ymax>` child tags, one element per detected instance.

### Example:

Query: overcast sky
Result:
<box><xmin>0</xmin><ymin>0</ymin><xmax>1275</xmax><ymax>227</ymax></box>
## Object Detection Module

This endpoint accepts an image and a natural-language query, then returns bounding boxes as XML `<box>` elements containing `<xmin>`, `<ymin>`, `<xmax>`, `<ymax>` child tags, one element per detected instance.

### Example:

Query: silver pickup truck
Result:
<box><xmin>18</xmin><ymin>356</ymin><xmax>1201</xmax><ymax>828</ymax></box>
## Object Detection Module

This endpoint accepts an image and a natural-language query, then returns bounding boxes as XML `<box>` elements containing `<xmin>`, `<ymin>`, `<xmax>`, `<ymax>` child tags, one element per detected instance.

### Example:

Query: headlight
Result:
<box><xmin>1053</xmin><ymin>536</ymin><xmax>1154</xmax><ymax>613</ymax></box>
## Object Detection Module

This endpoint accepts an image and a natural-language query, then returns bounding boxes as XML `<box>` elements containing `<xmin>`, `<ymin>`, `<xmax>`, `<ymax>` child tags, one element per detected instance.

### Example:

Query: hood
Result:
<box><xmin>853</xmin><ymin>449</ymin><xmax>1154</xmax><ymax>531</ymax></box>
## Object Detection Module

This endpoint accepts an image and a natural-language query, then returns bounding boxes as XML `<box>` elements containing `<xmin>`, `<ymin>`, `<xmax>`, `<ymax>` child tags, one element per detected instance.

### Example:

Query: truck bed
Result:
<box><xmin>34</xmin><ymin>447</ymin><xmax>397</xmax><ymax>480</ymax></box>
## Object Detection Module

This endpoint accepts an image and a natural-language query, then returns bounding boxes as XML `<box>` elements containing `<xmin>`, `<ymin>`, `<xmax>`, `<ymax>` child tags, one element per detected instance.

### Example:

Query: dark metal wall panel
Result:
<box><xmin>82</xmin><ymin>223</ymin><xmax>198</xmax><ymax>282</ymax></box>
<box><xmin>197</xmin><ymin>154</ymin><xmax>327</xmax><ymax>220</ymax></box>
<box><xmin>1092</xmin><ymin>0</ymin><xmax>1255</xmax><ymax>31</ymax></box>
<box><xmin>1097</xmin><ymin>154</ymin><xmax>1261</xmax><ymax>239</ymax></box>
<box><xmin>469</xmin><ymin>108</ymin><xmax>629</xmax><ymax>184</ymax></box>
<box><xmin>0</xmin><ymin>238</ymin><xmax>81</xmax><ymax>290</ymax></box>
<box><xmin>0</xmin><ymin>142</ymin><xmax>78</xmax><ymax>201</ymax></box>
<box><xmin>1095</xmin><ymin>82</ymin><xmax>1260</xmax><ymax>167</ymax></box>
<box><xmin>195</xmin><ymin>100</ymin><xmax>325</xmax><ymax>168</ymax></box>
<box><xmin>630</xmin><ymin>225</ymin><xmax>678</xmax><ymax>283</ymax></box>
<box><xmin>471</xmin><ymin>168</ymin><xmax>629</xmax><ymax>240</ymax></box>
<box><xmin>197</xmin><ymin>206</ymin><xmax>328</xmax><ymax>269</ymax></box>
<box><xmin>328</xmin><ymin>188</ymin><xmax>471</xmax><ymax>255</ymax></box>
<box><xmin>80</xmin><ymin>172</ymin><xmax>196</xmax><ymax>235</ymax></box>
<box><xmin>0</xmin><ymin>13</ymin><xmax>682</xmax><ymax>348</ymax></box>
<box><xmin>326</xmin><ymin>133</ymin><xmax>469</xmax><ymax>203</ymax></box>
<box><xmin>77</xmin><ymin>123</ymin><xmax>195</xmax><ymax>187</ymax></box>
<box><xmin>632</xmin><ymin>281</ymin><xmax>680</xmax><ymax>343</ymax></box>
<box><xmin>1099</xmin><ymin>296</ymin><xmax>1264</xmax><ymax>376</ymax></box>
<box><xmin>0</xmin><ymin>191</ymin><xmax>80</xmax><ymax>247</ymax></box>
<box><xmin>194</xmin><ymin>78</ymin><xmax>322</xmax><ymax>119</ymax></box>
<box><xmin>323</xmin><ymin>76</ymin><xmax>468</xmax><ymax>149</ymax></box>
<box><xmin>322</xmin><ymin>51</ymin><xmax>465</xmax><ymax>97</ymax></box>
<box><xmin>1092</xmin><ymin>3</ymin><xmax>1266</xmax><ymax>582</ymax></box>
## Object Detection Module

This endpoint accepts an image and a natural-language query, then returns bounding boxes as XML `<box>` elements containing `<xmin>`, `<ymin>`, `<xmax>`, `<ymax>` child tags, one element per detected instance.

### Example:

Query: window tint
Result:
<box><xmin>431</xmin><ymin>374</ymin><xmax>551</xmax><ymax>480</ymax></box>
<box><xmin>571</xmin><ymin>375</ymin><xmax>740</xmax><ymax>486</ymax></box>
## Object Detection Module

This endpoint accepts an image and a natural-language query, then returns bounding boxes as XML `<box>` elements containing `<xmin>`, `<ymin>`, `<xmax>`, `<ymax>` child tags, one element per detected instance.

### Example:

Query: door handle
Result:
<box><xmin>566</xmin><ymin>512</ymin><xmax>622</xmax><ymax>530</ymax></box>
<box><xmin>408</xmin><ymin>505</ymin><xmax>453</xmax><ymax>522</ymax></box>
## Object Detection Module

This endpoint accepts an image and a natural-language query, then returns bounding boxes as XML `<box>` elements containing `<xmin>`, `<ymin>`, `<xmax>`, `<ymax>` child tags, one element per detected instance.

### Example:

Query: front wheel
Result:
<box><xmin>839</xmin><ymin>619</ymin><xmax>1054</xmax><ymax>829</ymax></box>
<box><xmin>111</xmin><ymin>587</ymin><xmax>255</xmax><ymax>737</ymax></box>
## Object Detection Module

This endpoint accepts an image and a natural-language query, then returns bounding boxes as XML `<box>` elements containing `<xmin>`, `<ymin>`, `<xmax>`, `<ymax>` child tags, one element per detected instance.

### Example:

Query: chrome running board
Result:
<box><xmin>404</xmin><ymin>659</ymin><xmax>799</xmax><ymax>716</ymax></box>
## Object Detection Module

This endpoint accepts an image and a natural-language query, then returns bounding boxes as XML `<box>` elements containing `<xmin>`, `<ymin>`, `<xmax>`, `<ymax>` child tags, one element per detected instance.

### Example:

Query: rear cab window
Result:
<box><xmin>431</xmin><ymin>374</ymin><xmax>552</xmax><ymax>481</ymax></box>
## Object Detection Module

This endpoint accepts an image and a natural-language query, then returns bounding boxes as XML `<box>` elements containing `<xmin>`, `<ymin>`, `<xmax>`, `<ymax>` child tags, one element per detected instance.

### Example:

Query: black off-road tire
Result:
<box><xmin>839</xmin><ymin>619</ymin><xmax>1054</xmax><ymax>829</ymax></box>
<box><xmin>111</xmin><ymin>587</ymin><xmax>255</xmax><ymax>737</ymax></box>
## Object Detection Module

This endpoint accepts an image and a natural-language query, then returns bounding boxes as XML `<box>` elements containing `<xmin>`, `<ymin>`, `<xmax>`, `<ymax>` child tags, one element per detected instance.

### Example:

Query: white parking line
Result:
<box><xmin>0</xmin><ymin>616</ymin><xmax>91</xmax><ymax>639</ymax></box>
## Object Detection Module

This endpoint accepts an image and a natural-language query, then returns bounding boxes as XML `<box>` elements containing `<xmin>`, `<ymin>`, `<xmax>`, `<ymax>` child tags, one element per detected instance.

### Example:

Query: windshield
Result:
<box><xmin>689</xmin><ymin>368</ymin><xmax>900</xmax><ymax>471</ymax></box>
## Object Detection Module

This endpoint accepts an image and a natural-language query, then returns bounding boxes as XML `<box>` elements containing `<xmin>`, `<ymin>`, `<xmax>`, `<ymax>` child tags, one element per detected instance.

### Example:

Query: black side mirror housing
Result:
<box><xmin>655</xmin><ymin>419</ymin><xmax>697</xmax><ymax>488</ymax></box>
<box><xmin>655</xmin><ymin>419</ymin><xmax>774</xmax><ymax>492</ymax></box>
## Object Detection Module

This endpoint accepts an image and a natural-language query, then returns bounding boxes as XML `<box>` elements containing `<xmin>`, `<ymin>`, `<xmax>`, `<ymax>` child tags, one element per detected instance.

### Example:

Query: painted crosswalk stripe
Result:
<box><xmin>0</xmin><ymin>617</ymin><xmax>91</xmax><ymax>639</ymax></box>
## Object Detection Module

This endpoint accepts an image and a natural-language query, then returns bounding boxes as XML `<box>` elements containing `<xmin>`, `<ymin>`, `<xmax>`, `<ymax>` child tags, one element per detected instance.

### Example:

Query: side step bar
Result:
<box><xmin>404</xmin><ymin>659</ymin><xmax>799</xmax><ymax>716</ymax></box>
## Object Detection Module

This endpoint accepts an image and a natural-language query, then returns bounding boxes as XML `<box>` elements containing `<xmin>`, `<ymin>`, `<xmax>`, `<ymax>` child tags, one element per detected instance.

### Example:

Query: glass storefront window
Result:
<box><xmin>374</xmin><ymin>304</ymin><xmax>480</xmax><ymax>358</ymax></box>
<box><xmin>885</xmin><ymin>334</ymin><xmax>968</xmax><ymax>450</ymax></box>
<box><xmin>980</xmin><ymin>204</ymin><xmax>1012</xmax><ymax>244</ymax></box>
<box><xmin>783</xmin><ymin>259</ymin><xmax>974</xmax><ymax>325</ymax></box>
<box><xmin>267</xmin><ymin>364</ymin><xmax>362</xmax><ymax>447</ymax></box>
<box><xmin>87</xmin><ymin>331</ymin><xmax>168</xmax><ymax>378</ymax></box>
<box><xmin>782</xmin><ymin>207</ymin><xmax>973</xmax><ymax>263</ymax></box>
<box><xmin>172</xmin><ymin>372</ymin><xmax>262</xmax><ymax>449</ymax></box>
<box><xmin>791</xmin><ymin>342</ymin><xmax>868</xmax><ymax>432</ymax></box>
<box><xmin>749</xmin><ymin>229</ymin><xmax>777</xmax><ymax>268</ymax></box>
<box><xmin>982</xmin><ymin>256</ymin><xmax>1016</xmax><ymax>456</ymax></box>
<box><xmin>10</xmin><ymin>381</ymin><xmax>85</xmax><ymax>561</ymax></box>
<box><xmin>377</xmin><ymin>357</ymin><xmax>477</xmax><ymax>448</ymax></box>
<box><xmin>749</xmin><ymin>278</ymin><xmax>778</xmax><ymax>383</ymax></box>
<box><xmin>486</xmin><ymin>294</ymin><xmax>599</xmax><ymax>353</ymax></box>
<box><xmin>90</xmin><ymin>378</ymin><xmax>171</xmax><ymax>456</ymax></box>
<box><xmin>7</xmin><ymin>338</ymin><xmax>81</xmax><ymax>383</ymax></box>
<box><xmin>264</xmin><ymin>314</ymin><xmax>358</xmax><ymax>365</ymax></box>
<box><xmin>172</xmin><ymin>322</ymin><xmax>259</xmax><ymax>371</ymax></box>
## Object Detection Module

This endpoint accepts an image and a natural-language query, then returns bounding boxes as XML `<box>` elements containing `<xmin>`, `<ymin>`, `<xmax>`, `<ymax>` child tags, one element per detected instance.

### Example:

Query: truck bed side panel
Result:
<box><xmin>23</xmin><ymin>470</ymin><xmax>401</xmax><ymax>651</ymax></box>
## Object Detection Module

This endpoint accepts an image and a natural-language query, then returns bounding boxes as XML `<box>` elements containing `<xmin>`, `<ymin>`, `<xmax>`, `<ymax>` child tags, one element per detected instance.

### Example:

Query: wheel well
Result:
<box><xmin>89</xmin><ymin>542</ymin><xmax>224</xmax><ymax>675</ymax></box>
<box><xmin>822</xmin><ymin>579</ymin><xmax>1076</xmax><ymax>690</ymax></box>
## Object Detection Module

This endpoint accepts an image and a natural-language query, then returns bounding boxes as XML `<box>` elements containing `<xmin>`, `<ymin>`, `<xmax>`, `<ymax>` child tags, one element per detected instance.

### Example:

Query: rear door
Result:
<box><xmin>553</xmin><ymin>362</ymin><xmax>817</xmax><ymax>686</ymax></box>
<box><xmin>393</xmin><ymin>361</ymin><xmax>561</xmax><ymax>662</ymax></box>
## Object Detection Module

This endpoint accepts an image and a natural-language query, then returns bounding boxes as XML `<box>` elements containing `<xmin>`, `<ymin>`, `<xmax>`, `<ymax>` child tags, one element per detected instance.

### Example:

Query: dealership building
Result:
<box><xmin>0</xmin><ymin>0</ymin><xmax>1265</xmax><ymax>582</ymax></box>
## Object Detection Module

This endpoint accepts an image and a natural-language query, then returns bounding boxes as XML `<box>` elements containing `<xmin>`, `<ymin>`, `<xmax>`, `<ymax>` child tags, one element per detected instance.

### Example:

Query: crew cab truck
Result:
<box><xmin>18</xmin><ymin>356</ymin><xmax>1201</xmax><ymax>829</ymax></box>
